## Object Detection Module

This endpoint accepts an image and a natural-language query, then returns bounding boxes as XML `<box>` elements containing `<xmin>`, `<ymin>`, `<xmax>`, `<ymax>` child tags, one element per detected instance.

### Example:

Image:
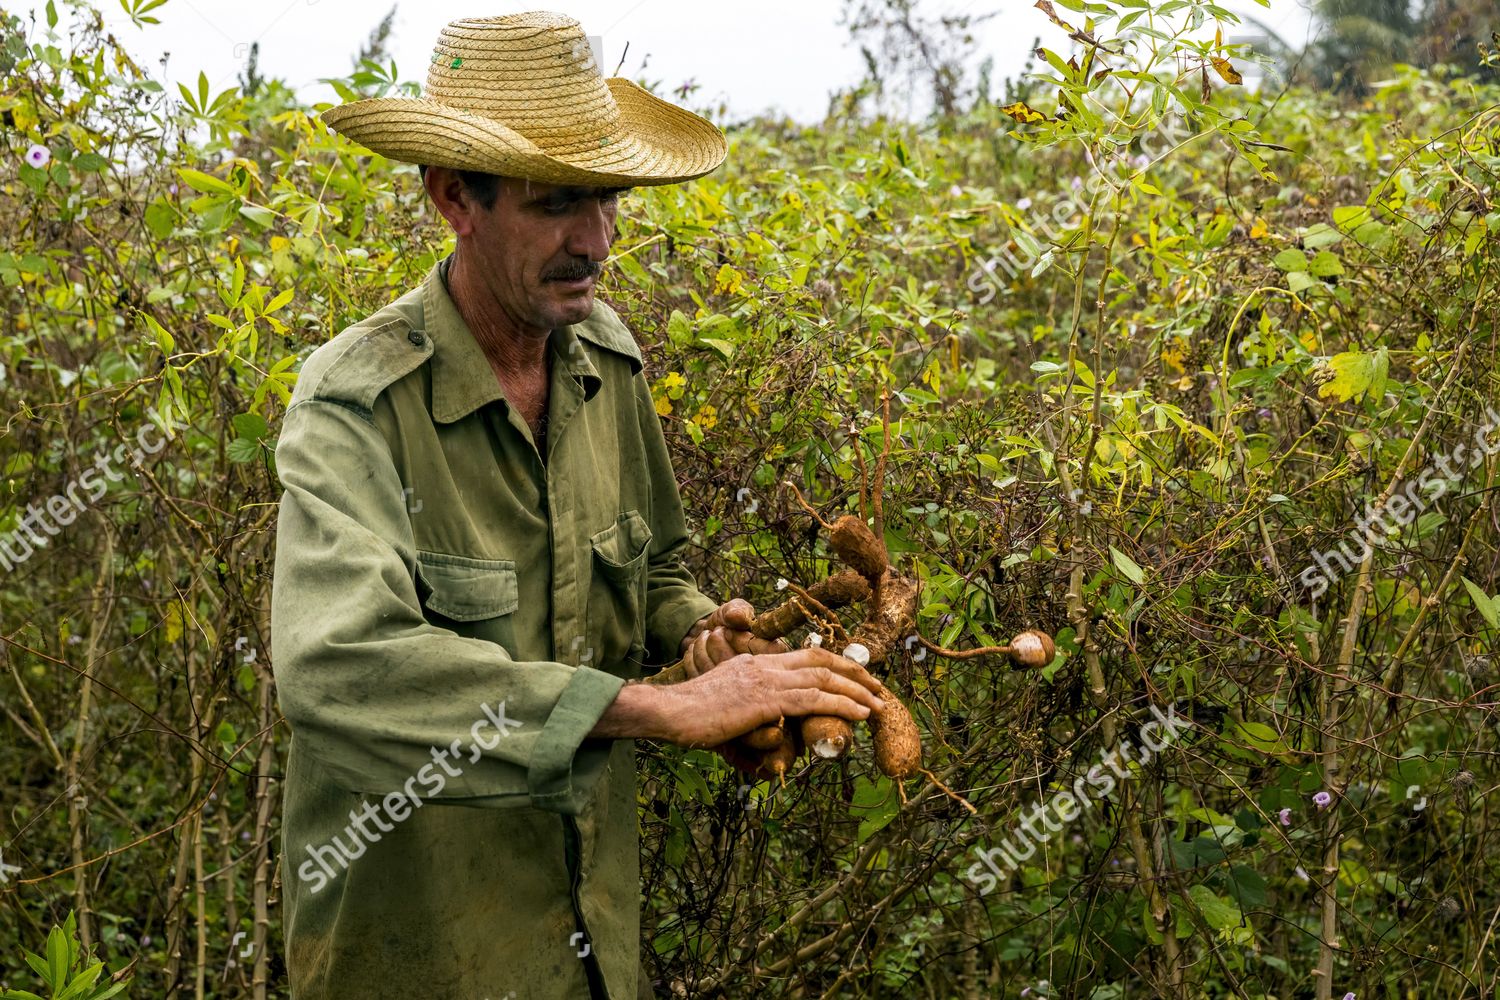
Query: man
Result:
<box><xmin>270</xmin><ymin>12</ymin><xmax>884</xmax><ymax>1000</ymax></box>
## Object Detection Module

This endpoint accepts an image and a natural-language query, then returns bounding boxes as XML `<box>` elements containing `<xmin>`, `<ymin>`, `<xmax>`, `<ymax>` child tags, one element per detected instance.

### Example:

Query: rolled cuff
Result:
<box><xmin>527</xmin><ymin>665</ymin><xmax>628</xmax><ymax>815</ymax></box>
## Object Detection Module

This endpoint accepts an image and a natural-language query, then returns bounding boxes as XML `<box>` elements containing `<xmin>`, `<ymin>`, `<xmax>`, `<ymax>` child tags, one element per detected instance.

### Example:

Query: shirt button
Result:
<box><xmin>408</xmin><ymin>330</ymin><xmax>425</xmax><ymax>347</ymax></box>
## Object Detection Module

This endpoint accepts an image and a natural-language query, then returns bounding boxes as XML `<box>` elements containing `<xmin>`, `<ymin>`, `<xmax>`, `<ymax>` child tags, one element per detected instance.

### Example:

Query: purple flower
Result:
<box><xmin>24</xmin><ymin>144</ymin><xmax>50</xmax><ymax>168</ymax></box>
<box><xmin>1342</xmin><ymin>993</ymin><xmax>1356</xmax><ymax>1000</ymax></box>
<box><xmin>1016</xmin><ymin>197</ymin><xmax>1033</xmax><ymax>211</ymax></box>
<box><xmin>1278</xmin><ymin>808</ymin><xmax>1292</xmax><ymax>826</ymax></box>
<box><xmin>1070</xmin><ymin>175</ymin><xmax>1083</xmax><ymax>191</ymax></box>
<box><xmin>1314</xmin><ymin>791</ymin><xmax>1333</xmax><ymax>809</ymax></box>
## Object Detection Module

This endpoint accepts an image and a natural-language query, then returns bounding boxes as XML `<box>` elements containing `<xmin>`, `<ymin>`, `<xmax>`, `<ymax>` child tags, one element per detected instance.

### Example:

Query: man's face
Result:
<box><xmin>432</xmin><ymin>171</ymin><xmax>626</xmax><ymax>333</ymax></box>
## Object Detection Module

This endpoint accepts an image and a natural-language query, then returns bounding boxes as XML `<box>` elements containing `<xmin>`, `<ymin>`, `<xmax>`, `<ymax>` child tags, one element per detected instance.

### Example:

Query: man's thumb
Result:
<box><xmin>721</xmin><ymin>598</ymin><xmax>756</xmax><ymax>630</ymax></box>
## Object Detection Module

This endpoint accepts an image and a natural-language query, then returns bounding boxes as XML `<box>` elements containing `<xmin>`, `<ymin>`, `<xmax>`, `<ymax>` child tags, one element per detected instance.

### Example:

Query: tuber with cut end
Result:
<box><xmin>869</xmin><ymin>683</ymin><xmax>922</xmax><ymax>778</ymax></box>
<box><xmin>829</xmin><ymin>515</ymin><xmax>888</xmax><ymax>581</ymax></box>
<box><xmin>802</xmin><ymin>715</ymin><xmax>853</xmax><ymax>759</ymax></box>
<box><xmin>1008</xmin><ymin>629</ymin><xmax>1056</xmax><ymax>669</ymax></box>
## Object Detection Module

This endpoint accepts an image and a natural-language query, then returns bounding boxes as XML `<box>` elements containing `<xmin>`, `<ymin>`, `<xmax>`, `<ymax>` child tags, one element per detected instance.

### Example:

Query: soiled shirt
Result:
<box><xmin>270</xmin><ymin>252</ymin><xmax>718</xmax><ymax>999</ymax></box>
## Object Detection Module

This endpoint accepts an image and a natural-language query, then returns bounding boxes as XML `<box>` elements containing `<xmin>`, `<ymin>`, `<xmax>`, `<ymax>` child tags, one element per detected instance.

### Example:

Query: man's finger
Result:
<box><xmin>768</xmin><ymin>666</ymin><xmax>883</xmax><ymax>712</ymax></box>
<box><xmin>776</xmin><ymin>688</ymin><xmax>874</xmax><ymax>721</ymax></box>
<box><xmin>758</xmin><ymin>647</ymin><xmax>885</xmax><ymax>694</ymax></box>
<box><xmin>702</xmin><ymin>627</ymin><xmax>739</xmax><ymax>666</ymax></box>
<box><xmin>682</xmin><ymin>629</ymin><xmax>714</xmax><ymax>678</ymax></box>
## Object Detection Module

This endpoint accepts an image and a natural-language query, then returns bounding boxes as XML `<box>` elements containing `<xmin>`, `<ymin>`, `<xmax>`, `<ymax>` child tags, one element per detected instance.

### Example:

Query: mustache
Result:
<box><xmin>544</xmin><ymin>259</ymin><xmax>603</xmax><ymax>281</ymax></box>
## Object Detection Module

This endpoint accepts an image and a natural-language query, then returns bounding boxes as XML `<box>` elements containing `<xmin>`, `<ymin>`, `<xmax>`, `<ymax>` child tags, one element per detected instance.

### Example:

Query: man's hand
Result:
<box><xmin>678</xmin><ymin>598</ymin><xmax>788</xmax><ymax>678</ymax></box>
<box><xmin>653</xmin><ymin>647</ymin><xmax>883</xmax><ymax>748</ymax></box>
<box><xmin>594</xmin><ymin>647</ymin><xmax>883</xmax><ymax>747</ymax></box>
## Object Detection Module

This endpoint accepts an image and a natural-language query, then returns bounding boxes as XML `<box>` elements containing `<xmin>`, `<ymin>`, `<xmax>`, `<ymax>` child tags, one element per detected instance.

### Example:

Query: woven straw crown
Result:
<box><xmin>319</xmin><ymin>11</ymin><xmax>727</xmax><ymax>186</ymax></box>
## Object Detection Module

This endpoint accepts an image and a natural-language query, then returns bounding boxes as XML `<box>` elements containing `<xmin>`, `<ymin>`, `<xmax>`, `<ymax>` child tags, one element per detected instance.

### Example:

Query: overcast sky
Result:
<box><xmin>21</xmin><ymin>0</ymin><xmax>1319</xmax><ymax>123</ymax></box>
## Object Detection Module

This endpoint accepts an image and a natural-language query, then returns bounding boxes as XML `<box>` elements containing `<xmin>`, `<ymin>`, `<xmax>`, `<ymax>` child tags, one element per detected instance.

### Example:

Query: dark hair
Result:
<box><xmin>417</xmin><ymin>163</ymin><xmax>502</xmax><ymax>211</ymax></box>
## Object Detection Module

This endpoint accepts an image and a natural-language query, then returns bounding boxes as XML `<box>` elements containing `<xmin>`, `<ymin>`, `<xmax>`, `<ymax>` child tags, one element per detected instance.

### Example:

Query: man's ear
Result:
<box><xmin>424</xmin><ymin>165</ymin><xmax>480</xmax><ymax>237</ymax></box>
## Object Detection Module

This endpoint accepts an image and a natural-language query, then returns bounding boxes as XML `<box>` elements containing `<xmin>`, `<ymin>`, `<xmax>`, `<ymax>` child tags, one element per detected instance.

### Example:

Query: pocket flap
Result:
<box><xmin>589</xmin><ymin>510</ymin><xmax>653</xmax><ymax>572</ymax></box>
<box><xmin>415</xmin><ymin>551</ymin><xmax>519</xmax><ymax>621</ymax></box>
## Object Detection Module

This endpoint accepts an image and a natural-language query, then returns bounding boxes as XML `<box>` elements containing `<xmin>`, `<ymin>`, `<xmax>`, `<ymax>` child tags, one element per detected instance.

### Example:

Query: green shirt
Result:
<box><xmin>271</xmin><ymin>252</ymin><xmax>718</xmax><ymax>999</ymax></box>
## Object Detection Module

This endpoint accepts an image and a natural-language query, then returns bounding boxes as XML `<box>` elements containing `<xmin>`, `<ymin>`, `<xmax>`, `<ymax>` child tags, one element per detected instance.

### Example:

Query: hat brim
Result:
<box><xmin>319</xmin><ymin>78</ymin><xmax>726</xmax><ymax>187</ymax></box>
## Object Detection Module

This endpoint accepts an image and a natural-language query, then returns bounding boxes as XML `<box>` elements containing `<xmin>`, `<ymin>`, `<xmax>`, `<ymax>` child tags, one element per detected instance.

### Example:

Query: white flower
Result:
<box><xmin>775</xmin><ymin>577</ymin><xmax>789</xmax><ymax>591</ymax></box>
<box><xmin>24</xmin><ymin>144</ymin><xmax>50</xmax><ymax>169</ymax></box>
<box><xmin>1016</xmin><ymin>197</ymin><xmax>1033</xmax><ymax>211</ymax></box>
<box><xmin>949</xmin><ymin>184</ymin><xmax>962</xmax><ymax>197</ymax></box>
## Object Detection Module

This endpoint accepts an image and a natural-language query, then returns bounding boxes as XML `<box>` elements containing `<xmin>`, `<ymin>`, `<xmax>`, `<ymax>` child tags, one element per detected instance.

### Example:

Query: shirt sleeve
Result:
<box><xmin>634</xmin><ymin>374</ymin><xmax>719</xmax><ymax>666</ymax></box>
<box><xmin>271</xmin><ymin>397</ymin><xmax>623</xmax><ymax>816</ymax></box>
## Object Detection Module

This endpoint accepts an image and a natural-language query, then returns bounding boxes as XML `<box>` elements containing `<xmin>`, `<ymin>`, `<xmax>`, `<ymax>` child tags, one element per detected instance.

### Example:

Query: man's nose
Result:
<box><xmin>565</xmin><ymin>200</ymin><xmax>614</xmax><ymax>261</ymax></box>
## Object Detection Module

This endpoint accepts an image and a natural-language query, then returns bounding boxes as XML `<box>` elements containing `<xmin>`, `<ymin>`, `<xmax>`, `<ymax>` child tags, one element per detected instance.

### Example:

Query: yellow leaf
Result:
<box><xmin>654</xmin><ymin>395</ymin><xmax>672</xmax><ymax>416</ymax></box>
<box><xmin>713</xmin><ymin>263</ymin><xmax>743</xmax><ymax>295</ymax></box>
<box><xmin>164</xmin><ymin>602</ymin><xmax>184</xmax><ymax>644</ymax></box>
<box><xmin>1210</xmin><ymin>57</ymin><xmax>1243</xmax><ymax>85</ymax></box>
<box><xmin>1000</xmin><ymin>101</ymin><xmax>1048</xmax><ymax>124</ymax></box>
<box><xmin>12</xmin><ymin>101</ymin><xmax>37</xmax><ymax>132</ymax></box>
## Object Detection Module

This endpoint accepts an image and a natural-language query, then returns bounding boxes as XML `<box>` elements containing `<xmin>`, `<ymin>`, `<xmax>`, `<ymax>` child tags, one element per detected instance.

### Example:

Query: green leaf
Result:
<box><xmin>1110</xmin><ymin>546</ymin><xmax>1146</xmax><ymax>585</ymax></box>
<box><xmin>1308</xmin><ymin>251</ymin><xmax>1343</xmax><ymax>277</ymax></box>
<box><xmin>226</xmin><ymin>437</ymin><xmax>261</xmax><ymax>464</ymax></box>
<box><xmin>1462</xmin><ymin>577</ymin><xmax>1498</xmax><ymax>629</ymax></box>
<box><xmin>1272</xmin><ymin>248</ymin><xmax>1308</xmax><ymax>272</ymax></box>
<box><xmin>1235</xmin><ymin>720</ymin><xmax>1287</xmax><ymax>755</ymax></box>
<box><xmin>176</xmin><ymin>167</ymin><xmax>233</xmax><ymax>194</ymax></box>
<box><xmin>143</xmin><ymin>200</ymin><xmax>177</xmax><ymax>239</ymax></box>
<box><xmin>666</xmin><ymin>310</ymin><xmax>692</xmax><ymax>347</ymax></box>
<box><xmin>851</xmin><ymin>775</ymin><xmax>899</xmax><ymax>843</ymax></box>
<box><xmin>264</xmin><ymin>288</ymin><xmax>294</xmax><ymax>314</ymax></box>
<box><xmin>1188</xmin><ymin>883</ymin><xmax>1242</xmax><ymax>930</ymax></box>
<box><xmin>231</xmin><ymin>413</ymin><xmax>269</xmax><ymax>441</ymax></box>
<box><xmin>1318</xmin><ymin>349</ymin><xmax>1388</xmax><ymax>403</ymax></box>
<box><xmin>1301</xmin><ymin>223</ymin><xmax>1342</xmax><ymax>249</ymax></box>
<box><xmin>238</xmin><ymin>205</ymin><xmax>276</xmax><ymax>228</ymax></box>
<box><xmin>45</xmin><ymin>925</ymin><xmax>66</xmax><ymax>988</ymax></box>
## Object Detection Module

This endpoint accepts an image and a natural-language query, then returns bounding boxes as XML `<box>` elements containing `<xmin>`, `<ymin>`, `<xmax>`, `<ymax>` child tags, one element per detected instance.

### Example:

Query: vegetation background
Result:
<box><xmin>2</xmin><ymin>0</ymin><xmax>1499</xmax><ymax>997</ymax></box>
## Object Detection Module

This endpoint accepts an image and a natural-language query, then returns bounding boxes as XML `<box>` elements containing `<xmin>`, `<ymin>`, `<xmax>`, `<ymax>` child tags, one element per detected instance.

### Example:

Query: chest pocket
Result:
<box><xmin>415</xmin><ymin>551</ymin><xmax>519</xmax><ymax>656</ymax></box>
<box><xmin>588</xmin><ymin>510</ymin><xmax>652</xmax><ymax>675</ymax></box>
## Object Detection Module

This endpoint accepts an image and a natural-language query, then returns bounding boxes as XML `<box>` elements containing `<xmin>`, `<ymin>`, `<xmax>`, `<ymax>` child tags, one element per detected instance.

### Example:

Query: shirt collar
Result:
<box><xmin>425</xmin><ymin>253</ymin><xmax>603</xmax><ymax>425</ymax></box>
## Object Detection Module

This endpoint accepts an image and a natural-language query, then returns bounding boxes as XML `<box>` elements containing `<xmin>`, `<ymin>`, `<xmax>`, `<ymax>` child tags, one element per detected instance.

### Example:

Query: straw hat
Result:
<box><xmin>319</xmin><ymin>12</ymin><xmax>727</xmax><ymax>187</ymax></box>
